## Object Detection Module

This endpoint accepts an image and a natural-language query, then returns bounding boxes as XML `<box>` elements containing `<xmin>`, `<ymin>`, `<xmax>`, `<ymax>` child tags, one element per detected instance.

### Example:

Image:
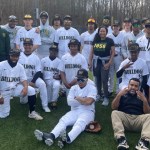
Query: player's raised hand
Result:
<box><xmin>118</xmin><ymin>87</ymin><xmax>129</xmax><ymax>96</ymax></box>
<box><xmin>136</xmin><ymin>91</ymin><xmax>147</xmax><ymax>102</ymax></box>
<box><xmin>123</xmin><ymin>61</ymin><xmax>134</xmax><ymax>70</ymax></box>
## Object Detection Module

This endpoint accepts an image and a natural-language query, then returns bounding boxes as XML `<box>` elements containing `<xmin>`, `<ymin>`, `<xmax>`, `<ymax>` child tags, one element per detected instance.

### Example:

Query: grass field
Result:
<box><xmin>0</xmin><ymin>95</ymin><xmax>142</xmax><ymax>150</ymax></box>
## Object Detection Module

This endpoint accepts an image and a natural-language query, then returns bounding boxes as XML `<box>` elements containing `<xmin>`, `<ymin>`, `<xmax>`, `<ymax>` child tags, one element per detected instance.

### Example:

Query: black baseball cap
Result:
<box><xmin>63</xmin><ymin>15</ymin><xmax>72</xmax><ymax>21</ymax></box>
<box><xmin>8</xmin><ymin>15</ymin><xmax>17</xmax><ymax>21</ymax></box>
<box><xmin>49</xmin><ymin>44</ymin><xmax>58</xmax><ymax>51</ymax></box>
<box><xmin>128</xmin><ymin>43</ymin><xmax>139</xmax><ymax>52</ymax></box>
<box><xmin>141</xmin><ymin>17</ymin><xmax>148</xmax><ymax>24</ymax></box>
<box><xmin>123</xmin><ymin>18</ymin><xmax>132</xmax><ymax>23</ymax></box>
<box><xmin>76</xmin><ymin>69</ymin><xmax>88</xmax><ymax>78</ymax></box>
<box><xmin>112</xmin><ymin>20</ymin><xmax>120</xmax><ymax>26</ymax></box>
<box><xmin>145</xmin><ymin>19</ymin><xmax>150</xmax><ymax>28</ymax></box>
<box><xmin>53</xmin><ymin>14</ymin><xmax>61</xmax><ymax>20</ymax></box>
<box><xmin>23</xmin><ymin>14</ymin><xmax>33</xmax><ymax>20</ymax></box>
<box><xmin>9</xmin><ymin>49</ymin><xmax>20</xmax><ymax>56</ymax></box>
<box><xmin>23</xmin><ymin>38</ymin><xmax>33</xmax><ymax>45</ymax></box>
<box><xmin>103</xmin><ymin>15</ymin><xmax>111</xmax><ymax>20</ymax></box>
<box><xmin>40</xmin><ymin>11</ymin><xmax>48</xmax><ymax>18</ymax></box>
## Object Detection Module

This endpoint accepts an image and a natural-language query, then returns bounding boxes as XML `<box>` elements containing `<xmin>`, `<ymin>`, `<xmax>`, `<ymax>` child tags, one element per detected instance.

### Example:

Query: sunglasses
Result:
<box><xmin>77</xmin><ymin>78</ymin><xmax>87</xmax><ymax>83</ymax></box>
<box><xmin>88</xmin><ymin>19</ymin><xmax>96</xmax><ymax>23</ymax></box>
<box><xmin>132</xmin><ymin>24</ymin><xmax>140</xmax><ymax>27</ymax></box>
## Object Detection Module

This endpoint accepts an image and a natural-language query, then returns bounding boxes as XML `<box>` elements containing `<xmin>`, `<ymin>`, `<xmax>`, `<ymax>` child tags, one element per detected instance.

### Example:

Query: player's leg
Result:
<box><xmin>45</xmin><ymin>80</ymin><xmax>53</xmax><ymax>103</ymax></box>
<box><xmin>35</xmin><ymin>78</ymin><xmax>50</xmax><ymax>112</ymax></box>
<box><xmin>0</xmin><ymin>91</ymin><xmax>11</xmax><ymax>118</ymax></box>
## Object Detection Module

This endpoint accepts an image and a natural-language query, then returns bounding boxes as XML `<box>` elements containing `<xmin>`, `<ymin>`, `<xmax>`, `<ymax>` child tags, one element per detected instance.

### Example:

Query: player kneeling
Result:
<box><xmin>0</xmin><ymin>49</ymin><xmax>43</xmax><ymax>120</ymax></box>
<box><xmin>34</xmin><ymin>69</ymin><xmax>97</xmax><ymax>148</ymax></box>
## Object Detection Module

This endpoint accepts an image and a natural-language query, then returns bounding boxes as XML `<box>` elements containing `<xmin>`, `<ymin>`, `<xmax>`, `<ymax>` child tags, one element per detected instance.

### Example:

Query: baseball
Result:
<box><xmin>90</xmin><ymin>124</ymin><xmax>95</xmax><ymax>130</ymax></box>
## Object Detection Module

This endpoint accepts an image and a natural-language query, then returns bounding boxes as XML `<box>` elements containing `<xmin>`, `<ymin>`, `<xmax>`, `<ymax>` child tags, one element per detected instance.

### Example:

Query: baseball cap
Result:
<box><xmin>68</xmin><ymin>39</ymin><xmax>80</xmax><ymax>46</ymax></box>
<box><xmin>53</xmin><ymin>14</ymin><xmax>61</xmax><ymax>20</ymax></box>
<box><xmin>145</xmin><ymin>19</ymin><xmax>150</xmax><ymax>28</ymax></box>
<box><xmin>23</xmin><ymin>14</ymin><xmax>33</xmax><ymax>20</ymax></box>
<box><xmin>9</xmin><ymin>49</ymin><xmax>21</xmax><ymax>56</ymax></box>
<box><xmin>76</xmin><ymin>69</ymin><xmax>88</xmax><ymax>78</ymax></box>
<box><xmin>23</xmin><ymin>38</ymin><xmax>33</xmax><ymax>45</ymax></box>
<box><xmin>87</xmin><ymin>18</ymin><xmax>96</xmax><ymax>24</ymax></box>
<box><xmin>49</xmin><ymin>44</ymin><xmax>58</xmax><ymax>51</ymax></box>
<box><xmin>8</xmin><ymin>15</ymin><xmax>17</xmax><ymax>21</ymax></box>
<box><xmin>40</xmin><ymin>11</ymin><xmax>48</xmax><ymax>18</ymax></box>
<box><xmin>103</xmin><ymin>15</ymin><xmax>111</xmax><ymax>20</ymax></box>
<box><xmin>132</xmin><ymin>19</ymin><xmax>141</xmax><ymax>27</ymax></box>
<box><xmin>123</xmin><ymin>18</ymin><xmax>132</xmax><ymax>23</ymax></box>
<box><xmin>141</xmin><ymin>17</ymin><xmax>148</xmax><ymax>24</ymax></box>
<box><xmin>63</xmin><ymin>15</ymin><xmax>72</xmax><ymax>21</ymax></box>
<box><xmin>128</xmin><ymin>43</ymin><xmax>139</xmax><ymax>52</ymax></box>
<box><xmin>112</xmin><ymin>20</ymin><xmax>120</xmax><ymax>26</ymax></box>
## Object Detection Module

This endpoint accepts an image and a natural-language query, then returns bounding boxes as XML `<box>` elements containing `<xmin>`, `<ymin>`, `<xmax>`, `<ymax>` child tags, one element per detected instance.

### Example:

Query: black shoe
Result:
<box><xmin>34</xmin><ymin>129</ymin><xmax>55</xmax><ymax>146</ymax></box>
<box><xmin>50</xmin><ymin>102</ymin><xmax>57</xmax><ymax>110</ymax></box>
<box><xmin>135</xmin><ymin>138</ymin><xmax>149</xmax><ymax>150</ymax></box>
<box><xmin>58</xmin><ymin>130</ymin><xmax>67</xmax><ymax>148</ymax></box>
<box><xmin>117</xmin><ymin>136</ymin><xmax>129</xmax><ymax>150</ymax></box>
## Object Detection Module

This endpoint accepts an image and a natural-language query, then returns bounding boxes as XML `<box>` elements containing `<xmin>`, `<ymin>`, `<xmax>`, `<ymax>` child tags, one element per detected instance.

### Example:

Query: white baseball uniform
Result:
<box><xmin>118</xmin><ymin>58</ymin><xmax>149</xmax><ymax>90</ymax></box>
<box><xmin>107</xmin><ymin>31</ymin><xmax>124</xmax><ymax>93</ymax></box>
<box><xmin>0</xmin><ymin>60</ymin><xmax>35</xmax><ymax>118</ymax></box>
<box><xmin>41</xmin><ymin>56</ymin><xmax>61</xmax><ymax>103</ymax></box>
<box><xmin>50</xmin><ymin>79</ymin><xmax>97</xmax><ymax>143</ymax></box>
<box><xmin>37</xmin><ymin>14</ymin><xmax>55</xmax><ymax>59</ymax></box>
<box><xmin>81</xmin><ymin>30</ymin><xmax>97</xmax><ymax>63</ymax></box>
<box><xmin>147</xmin><ymin>76</ymin><xmax>150</xmax><ymax>87</ymax></box>
<box><xmin>121</xmin><ymin>31</ymin><xmax>143</xmax><ymax>58</ymax></box>
<box><xmin>1</xmin><ymin>24</ymin><xmax>22</xmax><ymax>49</ymax></box>
<box><xmin>136</xmin><ymin>35</ymin><xmax>150</xmax><ymax>72</ymax></box>
<box><xmin>54</xmin><ymin>27</ymin><xmax>80</xmax><ymax>58</ymax></box>
<box><xmin>15</xmin><ymin>27</ymin><xmax>41</xmax><ymax>52</ymax></box>
<box><xmin>18</xmin><ymin>52</ymin><xmax>48</xmax><ymax>108</ymax></box>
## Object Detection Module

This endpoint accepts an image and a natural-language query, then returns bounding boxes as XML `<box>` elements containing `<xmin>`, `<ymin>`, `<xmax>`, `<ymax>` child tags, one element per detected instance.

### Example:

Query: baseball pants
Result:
<box><xmin>0</xmin><ymin>84</ymin><xmax>35</xmax><ymax>118</ymax></box>
<box><xmin>111</xmin><ymin>110</ymin><xmax>150</xmax><ymax>141</ymax></box>
<box><xmin>45</xmin><ymin>79</ymin><xmax>60</xmax><ymax>103</ymax></box>
<box><xmin>51</xmin><ymin>109</ymin><xmax>94</xmax><ymax>143</ymax></box>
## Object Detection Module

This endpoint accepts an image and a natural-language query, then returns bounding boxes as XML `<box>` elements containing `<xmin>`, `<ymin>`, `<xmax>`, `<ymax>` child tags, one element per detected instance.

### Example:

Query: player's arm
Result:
<box><xmin>88</xmin><ymin>46</ymin><xmax>94</xmax><ymax>69</ymax></box>
<box><xmin>112</xmin><ymin>88</ymin><xmax>129</xmax><ymax>110</ymax></box>
<box><xmin>75</xmin><ymin>96</ymin><xmax>95</xmax><ymax>105</ymax></box>
<box><xmin>69</xmin><ymin>78</ymin><xmax>77</xmax><ymax>87</ymax></box>
<box><xmin>32</xmin><ymin>45</ymin><xmax>39</xmax><ymax>51</ymax></box>
<box><xmin>21</xmin><ymin>80</ymin><xmax>28</xmax><ymax>96</ymax></box>
<box><xmin>60</xmin><ymin>71</ymin><xmax>70</xmax><ymax>89</ymax></box>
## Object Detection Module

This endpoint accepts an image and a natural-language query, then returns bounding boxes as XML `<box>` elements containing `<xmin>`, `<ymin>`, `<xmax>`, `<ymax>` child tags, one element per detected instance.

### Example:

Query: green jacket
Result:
<box><xmin>0</xmin><ymin>27</ymin><xmax>10</xmax><ymax>61</ymax></box>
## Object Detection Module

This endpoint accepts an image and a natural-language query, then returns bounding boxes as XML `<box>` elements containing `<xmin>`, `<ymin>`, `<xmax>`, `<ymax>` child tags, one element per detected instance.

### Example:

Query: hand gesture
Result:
<box><xmin>136</xmin><ymin>91</ymin><xmax>147</xmax><ymax>102</ymax></box>
<box><xmin>123</xmin><ymin>61</ymin><xmax>134</xmax><ymax>70</ymax></box>
<box><xmin>118</xmin><ymin>87</ymin><xmax>129</xmax><ymax>96</ymax></box>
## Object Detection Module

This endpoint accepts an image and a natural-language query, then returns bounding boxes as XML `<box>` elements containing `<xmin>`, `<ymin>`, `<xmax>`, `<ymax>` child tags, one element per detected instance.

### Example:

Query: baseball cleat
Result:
<box><xmin>43</xmin><ymin>106</ymin><xmax>51</xmax><ymax>112</ymax></box>
<box><xmin>34</xmin><ymin>129</ymin><xmax>44</xmax><ymax>141</ymax></box>
<box><xmin>28</xmin><ymin>111</ymin><xmax>43</xmax><ymax>120</ymax></box>
<box><xmin>58</xmin><ymin>130</ymin><xmax>67</xmax><ymax>148</ymax></box>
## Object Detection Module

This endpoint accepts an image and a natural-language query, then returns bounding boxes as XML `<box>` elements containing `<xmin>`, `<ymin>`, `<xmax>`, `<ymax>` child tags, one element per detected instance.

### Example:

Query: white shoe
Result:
<box><xmin>102</xmin><ymin>97</ymin><xmax>109</xmax><ymax>106</ymax></box>
<box><xmin>43</xmin><ymin>106</ymin><xmax>51</xmax><ymax>112</ymax></box>
<box><xmin>28</xmin><ymin>111</ymin><xmax>43</xmax><ymax>120</ymax></box>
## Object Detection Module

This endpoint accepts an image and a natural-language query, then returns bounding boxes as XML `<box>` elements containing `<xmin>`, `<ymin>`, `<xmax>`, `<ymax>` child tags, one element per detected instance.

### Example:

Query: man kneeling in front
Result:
<box><xmin>111</xmin><ymin>78</ymin><xmax>150</xmax><ymax>150</ymax></box>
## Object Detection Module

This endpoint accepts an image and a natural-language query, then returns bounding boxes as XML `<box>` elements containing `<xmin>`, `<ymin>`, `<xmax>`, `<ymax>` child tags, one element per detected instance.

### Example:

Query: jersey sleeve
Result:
<box><xmin>20</xmin><ymin>65</ymin><xmax>27</xmax><ymax>82</ymax></box>
<box><xmin>15</xmin><ymin>29</ymin><xmax>21</xmax><ymax>45</ymax></box>
<box><xmin>75</xmin><ymin>29</ymin><xmax>80</xmax><ymax>42</ymax></box>
<box><xmin>147</xmin><ymin>76</ymin><xmax>150</xmax><ymax>86</ymax></box>
<box><xmin>87</xmin><ymin>85</ymin><xmax>97</xmax><ymax>101</ymax></box>
<box><xmin>33</xmin><ymin>32</ymin><xmax>41</xmax><ymax>45</ymax></box>
<box><xmin>142</xmin><ymin>60</ymin><xmax>149</xmax><ymax>76</ymax></box>
<box><xmin>58</xmin><ymin>58</ymin><xmax>65</xmax><ymax>72</ymax></box>
<box><xmin>35</xmin><ymin>57</ymin><xmax>42</xmax><ymax>72</ymax></box>
<box><xmin>81</xmin><ymin>55</ymin><xmax>88</xmax><ymax>70</ymax></box>
<box><xmin>80</xmin><ymin>33</ymin><xmax>84</xmax><ymax>46</ymax></box>
<box><xmin>54</xmin><ymin>30</ymin><xmax>59</xmax><ymax>44</ymax></box>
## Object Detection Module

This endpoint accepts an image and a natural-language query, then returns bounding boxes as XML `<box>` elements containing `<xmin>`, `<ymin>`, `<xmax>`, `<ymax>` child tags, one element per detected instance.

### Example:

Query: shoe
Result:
<box><xmin>43</xmin><ymin>106</ymin><xmax>51</xmax><ymax>112</ymax></box>
<box><xmin>34</xmin><ymin>129</ymin><xmax>54</xmax><ymax>146</ymax></box>
<box><xmin>28</xmin><ymin>111</ymin><xmax>43</xmax><ymax>120</ymax></box>
<box><xmin>102</xmin><ymin>97</ymin><xmax>109</xmax><ymax>106</ymax></box>
<box><xmin>135</xmin><ymin>138</ymin><xmax>149</xmax><ymax>150</ymax></box>
<box><xmin>58</xmin><ymin>130</ymin><xmax>67</xmax><ymax>148</ymax></box>
<box><xmin>108</xmin><ymin>92</ymin><xmax>113</xmax><ymax>97</ymax></box>
<box><xmin>117</xmin><ymin>136</ymin><xmax>129</xmax><ymax>150</ymax></box>
<box><xmin>50</xmin><ymin>102</ymin><xmax>57</xmax><ymax>110</ymax></box>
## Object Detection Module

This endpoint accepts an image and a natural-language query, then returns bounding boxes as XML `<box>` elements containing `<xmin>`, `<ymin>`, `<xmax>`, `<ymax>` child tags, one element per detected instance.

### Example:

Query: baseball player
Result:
<box><xmin>18</xmin><ymin>38</ymin><xmax>50</xmax><ymax>112</ymax></box>
<box><xmin>54</xmin><ymin>15</ymin><xmax>80</xmax><ymax>58</ymax></box>
<box><xmin>0</xmin><ymin>49</ymin><xmax>43</xmax><ymax>120</ymax></box>
<box><xmin>36</xmin><ymin>11</ymin><xmax>55</xmax><ymax>59</ymax></box>
<box><xmin>107</xmin><ymin>20</ymin><xmax>124</xmax><ymax>95</ymax></box>
<box><xmin>15</xmin><ymin>14</ymin><xmax>41</xmax><ymax>52</ymax></box>
<box><xmin>34</xmin><ymin>69</ymin><xmax>97</xmax><ymax>148</ymax></box>
<box><xmin>2</xmin><ymin>15</ymin><xmax>21</xmax><ymax>49</ymax></box>
<box><xmin>121</xmin><ymin>19</ymin><xmax>144</xmax><ymax>59</ymax></box>
<box><xmin>41</xmin><ymin>45</ymin><xmax>61</xmax><ymax>110</ymax></box>
<box><xmin>58</xmin><ymin>39</ymin><xmax>88</xmax><ymax>95</ymax></box>
<box><xmin>117</xmin><ymin>43</ymin><xmax>149</xmax><ymax>93</ymax></box>
<box><xmin>52</xmin><ymin>14</ymin><xmax>63</xmax><ymax>30</ymax></box>
<box><xmin>80</xmin><ymin>18</ymin><xmax>97</xmax><ymax>63</ymax></box>
<box><xmin>136</xmin><ymin>19</ymin><xmax>150</xmax><ymax>72</ymax></box>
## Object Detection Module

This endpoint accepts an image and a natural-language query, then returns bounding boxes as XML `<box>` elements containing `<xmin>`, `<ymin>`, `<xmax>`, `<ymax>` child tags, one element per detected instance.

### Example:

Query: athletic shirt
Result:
<box><xmin>118</xmin><ymin>58</ymin><xmax>149</xmax><ymax>88</ymax></box>
<box><xmin>118</xmin><ymin>93</ymin><xmax>144</xmax><ymax>115</ymax></box>
<box><xmin>81</xmin><ymin>30</ymin><xmax>97</xmax><ymax>63</ymax></box>
<box><xmin>41</xmin><ymin>56</ymin><xmax>61</xmax><ymax>80</ymax></box>
<box><xmin>0</xmin><ymin>60</ymin><xmax>27</xmax><ymax>91</ymax></box>
<box><xmin>136</xmin><ymin>35</ymin><xmax>150</xmax><ymax>62</ymax></box>
<box><xmin>92</xmin><ymin>37</ymin><xmax>114</xmax><ymax>57</ymax></box>
<box><xmin>18</xmin><ymin>53</ymin><xmax>41</xmax><ymax>81</ymax></box>
<box><xmin>54</xmin><ymin>27</ymin><xmax>80</xmax><ymax>58</ymax></box>
<box><xmin>15</xmin><ymin>27</ymin><xmax>41</xmax><ymax>52</ymax></box>
<box><xmin>67</xmin><ymin>79</ymin><xmax>97</xmax><ymax>111</ymax></box>
<box><xmin>58</xmin><ymin>53</ymin><xmax>88</xmax><ymax>83</ymax></box>
<box><xmin>2</xmin><ymin>24</ymin><xmax>22</xmax><ymax>49</ymax></box>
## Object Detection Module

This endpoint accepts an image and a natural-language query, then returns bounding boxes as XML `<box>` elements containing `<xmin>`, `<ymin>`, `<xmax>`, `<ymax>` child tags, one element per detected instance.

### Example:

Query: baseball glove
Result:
<box><xmin>85</xmin><ymin>121</ymin><xmax>102</xmax><ymax>133</ymax></box>
<box><xmin>0</xmin><ymin>96</ymin><xmax>4</xmax><ymax>105</ymax></box>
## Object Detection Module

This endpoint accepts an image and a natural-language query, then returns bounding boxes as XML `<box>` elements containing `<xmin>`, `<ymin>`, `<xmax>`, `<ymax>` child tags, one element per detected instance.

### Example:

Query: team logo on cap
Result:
<box><xmin>78</xmin><ymin>70</ymin><xmax>84</xmax><ymax>75</ymax></box>
<box><xmin>24</xmin><ymin>14</ymin><xmax>32</xmax><ymax>19</ymax></box>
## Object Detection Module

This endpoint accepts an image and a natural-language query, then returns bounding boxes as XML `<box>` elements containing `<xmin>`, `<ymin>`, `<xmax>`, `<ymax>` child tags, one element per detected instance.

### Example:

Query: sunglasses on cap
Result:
<box><xmin>77</xmin><ymin>78</ymin><xmax>87</xmax><ymax>83</ymax></box>
<box><xmin>88</xmin><ymin>18</ymin><xmax>96</xmax><ymax>23</ymax></box>
<box><xmin>132</xmin><ymin>24</ymin><xmax>140</xmax><ymax>27</ymax></box>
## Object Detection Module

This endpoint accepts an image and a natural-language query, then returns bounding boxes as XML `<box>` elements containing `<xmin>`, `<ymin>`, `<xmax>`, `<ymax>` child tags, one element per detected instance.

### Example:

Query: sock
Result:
<box><xmin>28</xmin><ymin>95</ymin><xmax>36</xmax><ymax>113</ymax></box>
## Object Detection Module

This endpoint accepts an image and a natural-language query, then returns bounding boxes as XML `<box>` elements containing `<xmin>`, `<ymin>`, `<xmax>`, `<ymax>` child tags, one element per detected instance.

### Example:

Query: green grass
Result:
<box><xmin>0</xmin><ymin>95</ymin><xmax>141</xmax><ymax>150</ymax></box>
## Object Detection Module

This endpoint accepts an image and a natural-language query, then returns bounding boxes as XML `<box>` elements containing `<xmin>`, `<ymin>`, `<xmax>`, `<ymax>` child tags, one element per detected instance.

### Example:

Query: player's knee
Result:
<box><xmin>37</xmin><ymin>81</ymin><xmax>46</xmax><ymax>89</ymax></box>
<box><xmin>74</xmin><ymin>119</ymin><xmax>87</xmax><ymax>131</ymax></box>
<box><xmin>28</xmin><ymin>86</ymin><xmax>36</xmax><ymax>96</ymax></box>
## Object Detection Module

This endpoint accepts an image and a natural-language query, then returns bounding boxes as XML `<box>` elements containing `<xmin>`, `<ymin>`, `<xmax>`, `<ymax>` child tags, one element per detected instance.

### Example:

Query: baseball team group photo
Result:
<box><xmin>0</xmin><ymin>0</ymin><xmax>150</xmax><ymax>150</ymax></box>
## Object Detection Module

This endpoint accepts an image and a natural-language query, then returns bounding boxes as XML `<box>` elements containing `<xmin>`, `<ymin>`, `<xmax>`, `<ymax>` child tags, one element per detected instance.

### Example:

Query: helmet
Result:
<box><xmin>9</xmin><ymin>49</ymin><xmax>21</xmax><ymax>56</ymax></box>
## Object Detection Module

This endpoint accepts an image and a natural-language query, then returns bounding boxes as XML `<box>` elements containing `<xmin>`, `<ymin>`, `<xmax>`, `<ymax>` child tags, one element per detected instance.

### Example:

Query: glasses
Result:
<box><xmin>77</xmin><ymin>78</ymin><xmax>87</xmax><ymax>83</ymax></box>
<box><xmin>132</xmin><ymin>24</ymin><xmax>140</xmax><ymax>27</ymax></box>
